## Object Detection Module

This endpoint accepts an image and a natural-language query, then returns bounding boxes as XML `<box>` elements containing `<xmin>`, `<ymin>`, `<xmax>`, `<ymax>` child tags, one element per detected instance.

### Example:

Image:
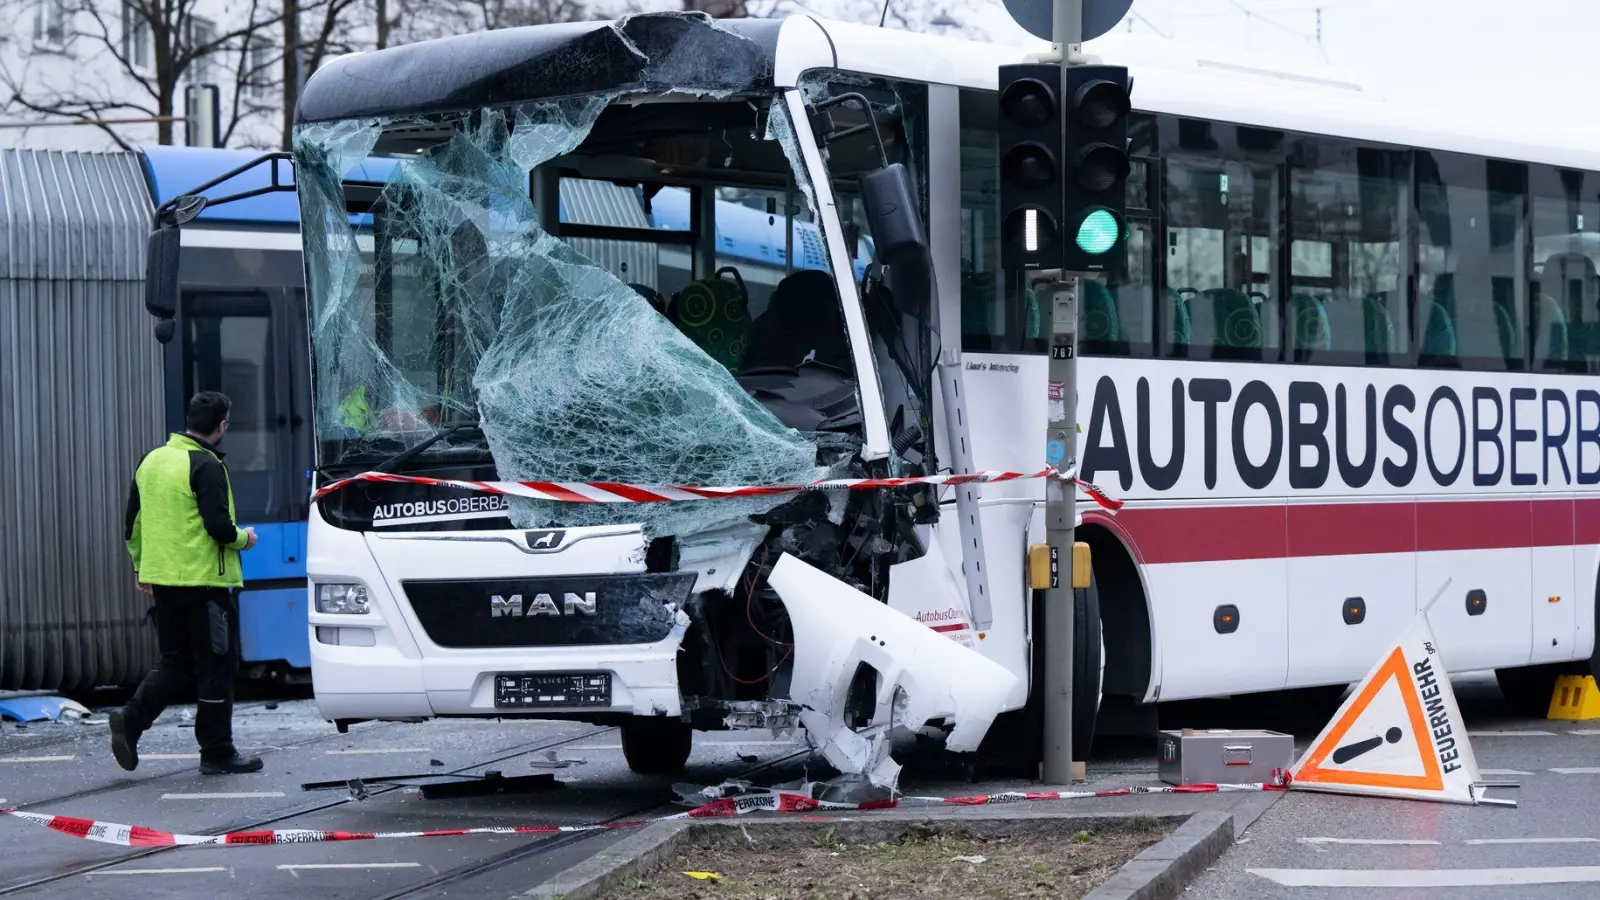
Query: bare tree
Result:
<box><xmin>0</xmin><ymin>0</ymin><xmax>283</xmax><ymax>149</ymax></box>
<box><xmin>279</xmin><ymin>0</ymin><xmax>367</xmax><ymax>148</ymax></box>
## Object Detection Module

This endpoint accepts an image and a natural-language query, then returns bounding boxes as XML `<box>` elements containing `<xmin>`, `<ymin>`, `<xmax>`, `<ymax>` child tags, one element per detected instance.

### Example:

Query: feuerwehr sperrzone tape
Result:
<box><xmin>2</xmin><ymin>779</ymin><xmax>1286</xmax><ymax>848</ymax></box>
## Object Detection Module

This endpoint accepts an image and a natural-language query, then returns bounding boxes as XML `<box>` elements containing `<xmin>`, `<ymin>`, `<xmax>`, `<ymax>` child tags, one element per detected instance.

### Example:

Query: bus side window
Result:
<box><xmin>1287</xmin><ymin>136</ymin><xmax>1409</xmax><ymax>365</ymax></box>
<box><xmin>957</xmin><ymin>88</ymin><xmax>1042</xmax><ymax>355</ymax></box>
<box><xmin>1415</xmin><ymin>151</ymin><xmax>1527</xmax><ymax>371</ymax></box>
<box><xmin>1531</xmin><ymin>164</ymin><xmax>1600</xmax><ymax>373</ymax></box>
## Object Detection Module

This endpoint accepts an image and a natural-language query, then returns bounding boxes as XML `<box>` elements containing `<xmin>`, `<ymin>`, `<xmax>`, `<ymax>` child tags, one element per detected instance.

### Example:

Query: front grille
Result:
<box><xmin>401</xmin><ymin>573</ymin><xmax>695</xmax><ymax>648</ymax></box>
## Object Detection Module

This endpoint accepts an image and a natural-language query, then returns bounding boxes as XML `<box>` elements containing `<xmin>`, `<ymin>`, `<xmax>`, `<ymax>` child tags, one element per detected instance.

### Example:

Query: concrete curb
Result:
<box><xmin>1080</xmin><ymin>810</ymin><xmax>1234</xmax><ymax>900</ymax></box>
<box><xmin>518</xmin><ymin>799</ymin><xmax>1269</xmax><ymax>900</ymax></box>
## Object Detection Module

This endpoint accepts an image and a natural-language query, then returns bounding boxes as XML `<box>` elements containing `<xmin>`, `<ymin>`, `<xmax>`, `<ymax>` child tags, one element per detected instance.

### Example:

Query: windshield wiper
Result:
<box><xmin>369</xmin><ymin>422</ymin><xmax>481</xmax><ymax>474</ymax></box>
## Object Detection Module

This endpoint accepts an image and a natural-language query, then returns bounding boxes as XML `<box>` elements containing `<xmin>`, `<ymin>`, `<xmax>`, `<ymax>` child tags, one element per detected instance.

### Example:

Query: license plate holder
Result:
<box><xmin>494</xmin><ymin>672</ymin><xmax>612</xmax><ymax>709</ymax></box>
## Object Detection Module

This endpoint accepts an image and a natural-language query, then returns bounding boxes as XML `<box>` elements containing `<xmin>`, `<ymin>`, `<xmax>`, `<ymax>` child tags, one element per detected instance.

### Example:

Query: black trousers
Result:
<box><xmin>124</xmin><ymin>585</ymin><xmax>240</xmax><ymax>762</ymax></box>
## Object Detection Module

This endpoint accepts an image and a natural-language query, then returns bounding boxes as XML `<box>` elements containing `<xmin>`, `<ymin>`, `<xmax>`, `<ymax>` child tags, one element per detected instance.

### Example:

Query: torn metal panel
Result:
<box><xmin>673</xmin><ymin>521</ymin><xmax>767</xmax><ymax>595</ymax></box>
<box><xmin>766</xmin><ymin>553</ymin><xmax>1019</xmax><ymax>787</ymax></box>
<box><xmin>295</xmin><ymin>13</ymin><xmax>783</xmax><ymax>125</ymax></box>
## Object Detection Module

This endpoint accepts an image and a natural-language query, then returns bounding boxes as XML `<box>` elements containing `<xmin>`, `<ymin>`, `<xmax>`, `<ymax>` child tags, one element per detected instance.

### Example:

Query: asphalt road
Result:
<box><xmin>1186</xmin><ymin>673</ymin><xmax>1600</xmax><ymax>898</ymax></box>
<box><xmin>2</xmin><ymin>671</ymin><xmax>1593</xmax><ymax>900</ymax></box>
<box><xmin>0</xmin><ymin>702</ymin><xmax>816</xmax><ymax>900</ymax></box>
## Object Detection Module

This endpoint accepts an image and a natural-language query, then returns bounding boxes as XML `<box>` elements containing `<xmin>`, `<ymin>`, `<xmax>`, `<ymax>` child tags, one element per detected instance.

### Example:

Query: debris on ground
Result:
<box><xmin>0</xmin><ymin>694</ymin><xmax>93</xmax><ymax>723</ymax></box>
<box><xmin>529</xmin><ymin>749</ymin><xmax>587</xmax><ymax>769</ymax></box>
<box><xmin>595</xmin><ymin>818</ymin><xmax>1171</xmax><ymax>900</ymax></box>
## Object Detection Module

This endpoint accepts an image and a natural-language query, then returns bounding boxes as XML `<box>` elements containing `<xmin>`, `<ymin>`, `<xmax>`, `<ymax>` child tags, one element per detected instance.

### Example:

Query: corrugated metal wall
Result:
<box><xmin>0</xmin><ymin>149</ymin><xmax>162</xmax><ymax>691</ymax></box>
<box><xmin>562</xmin><ymin>178</ymin><xmax>661</xmax><ymax>289</ymax></box>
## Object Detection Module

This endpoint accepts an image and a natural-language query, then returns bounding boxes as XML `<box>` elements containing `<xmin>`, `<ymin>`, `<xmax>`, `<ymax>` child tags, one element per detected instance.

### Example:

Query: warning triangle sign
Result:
<box><xmin>1289</xmin><ymin>613</ymin><xmax>1483</xmax><ymax>804</ymax></box>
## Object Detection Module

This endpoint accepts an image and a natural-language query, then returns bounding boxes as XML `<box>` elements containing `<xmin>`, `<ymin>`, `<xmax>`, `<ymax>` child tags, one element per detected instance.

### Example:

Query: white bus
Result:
<box><xmin>148</xmin><ymin>12</ymin><xmax>1596</xmax><ymax>778</ymax></box>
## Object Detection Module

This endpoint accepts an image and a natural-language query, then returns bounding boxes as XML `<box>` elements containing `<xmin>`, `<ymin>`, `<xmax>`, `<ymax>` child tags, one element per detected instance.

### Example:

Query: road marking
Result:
<box><xmin>1298</xmin><ymin>837</ymin><xmax>1441</xmax><ymax>846</ymax></box>
<box><xmin>277</xmin><ymin>863</ymin><xmax>421</xmax><ymax>871</ymax></box>
<box><xmin>142</xmin><ymin>754</ymin><xmax>201</xmax><ymax>760</ymax></box>
<box><xmin>1571</xmin><ymin>729</ymin><xmax>1600</xmax><ymax>736</ymax></box>
<box><xmin>92</xmin><ymin>867</ymin><xmax>230</xmax><ymax>876</ymax></box>
<box><xmin>324</xmin><ymin>748</ymin><xmax>432</xmax><ymax>755</ymax></box>
<box><xmin>1249</xmin><ymin>867</ymin><xmax>1600</xmax><ymax>887</ymax></box>
<box><xmin>161</xmin><ymin>792</ymin><xmax>286</xmax><ymax>800</ymax></box>
<box><xmin>1467</xmin><ymin>730</ymin><xmax>1556</xmax><ymax>737</ymax></box>
<box><xmin>1550</xmin><ymin>768</ymin><xmax>1600</xmax><ymax>775</ymax></box>
<box><xmin>0</xmin><ymin>755</ymin><xmax>74</xmax><ymax>763</ymax></box>
<box><xmin>1480</xmin><ymin>769</ymin><xmax>1533</xmax><ymax>776</ymax></box>
<box><xmin>1466</xmin><ymin>838</ymin><xmax>1600</xmax><ymax>845</ymax></box>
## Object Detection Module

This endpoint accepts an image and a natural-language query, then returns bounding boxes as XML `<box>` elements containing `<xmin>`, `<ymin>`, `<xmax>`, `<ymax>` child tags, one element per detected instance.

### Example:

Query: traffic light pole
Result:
<box><xmin>1040</xmin><ymin>0</ymin><xmax>1084</xmax><ymax>788</ymax></box>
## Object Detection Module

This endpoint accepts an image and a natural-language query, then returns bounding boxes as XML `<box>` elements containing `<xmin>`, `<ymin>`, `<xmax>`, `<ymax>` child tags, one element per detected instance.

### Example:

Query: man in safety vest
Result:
<box><xmin>111</xmin><ymin>391</ymin><xmax>264</xmax><ymax>774</ymax></box>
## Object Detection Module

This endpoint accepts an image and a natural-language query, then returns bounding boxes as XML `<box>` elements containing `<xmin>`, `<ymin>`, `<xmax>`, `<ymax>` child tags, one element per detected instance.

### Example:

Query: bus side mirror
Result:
<box><xmin>859</xmin><ymin>163</ymin><xmax>931</xmax><ymax>319</ymax></box>
<box><xmin>144</xmin><ymin>195</ymin><xmax>204</xmax><ymax>344</ymax></box>
<box><xmin>145</xmin><ymin>224</ymin><xmax>179</xmax><ymax>343</ymax></box>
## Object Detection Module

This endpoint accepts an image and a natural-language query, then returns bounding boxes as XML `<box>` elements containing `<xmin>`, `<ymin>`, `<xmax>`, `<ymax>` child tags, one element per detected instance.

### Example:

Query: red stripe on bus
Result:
<box><xmin>1087</xmin><ymin>496</ymin><xmax>1600</xmax><ymax>566</ymax></box>
<box><xmin>928</xmin><ymin>623</ymin><xmax>968</xmax><ymax>633</ymax></box>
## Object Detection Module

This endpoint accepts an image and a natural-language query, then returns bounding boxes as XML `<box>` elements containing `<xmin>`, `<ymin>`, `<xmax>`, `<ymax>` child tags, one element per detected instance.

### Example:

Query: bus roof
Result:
<box><xmin>800</xmin><ymin>17</ymin><xmax>1600</xmax><ymax>173</ymax></box>
<box><xmin>295</xmin><ymin>11</ymin><xmax>1600</xmax><ymax>175</ymax></box>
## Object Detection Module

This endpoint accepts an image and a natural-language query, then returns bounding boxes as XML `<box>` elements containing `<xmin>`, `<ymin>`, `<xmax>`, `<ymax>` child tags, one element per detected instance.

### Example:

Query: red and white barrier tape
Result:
<box><xmin>310</xmin><ymin>466</ymin><xmax>1125</xmax><ymax>513</ymax></box>
<box><xmin>1</xmin><ymin>780</ymin><xmax>1279</xmax><ymax>848</ymax></box>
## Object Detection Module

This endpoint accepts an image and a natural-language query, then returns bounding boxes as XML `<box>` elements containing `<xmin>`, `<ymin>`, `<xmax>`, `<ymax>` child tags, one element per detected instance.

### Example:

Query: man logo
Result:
<box><xmin>490</xmin><ymin>592</ymin><xmax>597</xmax><ymax>617</ymax></box>
<box><xmin>525</xmin><ymin>530</ymin><xmax>566</xmax><ymax>550</ymax></box>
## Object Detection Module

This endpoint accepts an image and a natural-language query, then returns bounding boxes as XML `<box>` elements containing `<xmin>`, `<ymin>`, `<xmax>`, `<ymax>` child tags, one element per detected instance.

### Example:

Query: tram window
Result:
<box><xmin>1163</xmin><ymin>147</ymin><xmax>1282</xmax><ymax>360</ymax></box>
<box><xmin>1530</xmin><ymin>165</ymin><xmax>1600</xmax><ymax>372</ymax></box>
<box><xmin>1287</xmin><ymin>139</ymin><xmax>1410</xmax><ymax>364</ymax></box>
<box><xmin>184</xmin><ymin>303</ymin><xmax>280</xmax><ymax>522</ymax></box>
<box><xmin>1415</xmin><ymin>152</ymin><xmax>1527</xmax><ymax>371</ymax></box>
<box><xmin>958</xmin><ymin>88</ymin><xmax>1043</xmax><ymax>355</ymax></box>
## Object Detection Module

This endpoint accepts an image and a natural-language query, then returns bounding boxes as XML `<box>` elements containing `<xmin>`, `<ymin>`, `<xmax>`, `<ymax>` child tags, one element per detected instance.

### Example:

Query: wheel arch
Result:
<box><xmin>1078</xmin><ymin>512</ymin><xmax>1156</xmax><ymax>703</ymax></box>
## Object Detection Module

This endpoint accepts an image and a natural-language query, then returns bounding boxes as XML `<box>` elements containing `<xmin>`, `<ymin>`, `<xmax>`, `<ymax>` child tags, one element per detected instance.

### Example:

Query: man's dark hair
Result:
<box><xmin>186</xmin><ymin>391</ymin><xmax>232</xmax><ymax>435</ymax></box>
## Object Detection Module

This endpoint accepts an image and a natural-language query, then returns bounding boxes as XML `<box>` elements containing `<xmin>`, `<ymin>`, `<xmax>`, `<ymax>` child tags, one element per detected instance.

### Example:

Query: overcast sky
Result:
<box><xmin>937</xmin><ymin>0</ymin><xmax>1583</xmax><ymax>118</ymax></box>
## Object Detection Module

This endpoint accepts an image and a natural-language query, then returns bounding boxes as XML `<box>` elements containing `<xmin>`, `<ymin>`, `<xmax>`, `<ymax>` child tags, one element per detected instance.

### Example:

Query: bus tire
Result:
<box><xmin>620</xmin><ymin>716</ymin><xmax>693</xmax><ymax>775</ymax></box>
<box><xmin>1073</xmin><ymin>568</ymin><xmax>1104</xmax><ymax>761</ymax></box>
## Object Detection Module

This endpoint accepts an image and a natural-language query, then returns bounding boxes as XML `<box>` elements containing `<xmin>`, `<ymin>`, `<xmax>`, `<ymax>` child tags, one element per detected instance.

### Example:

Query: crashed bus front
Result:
<box><xmin>294</xmin><ymin>13</ymin><xmax>1018</xmax><ymax>783</ymax></box>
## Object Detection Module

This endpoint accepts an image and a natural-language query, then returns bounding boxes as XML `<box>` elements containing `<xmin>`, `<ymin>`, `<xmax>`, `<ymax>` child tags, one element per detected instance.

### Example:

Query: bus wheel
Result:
<box><xmin>620</xmin><ymin>716</ymin><xmax>693</xmax><ymax>775</ymax></box>
<box><xmin>1495</xmin><ymin>662</ymin><xmax>1581</xmax><ymax>718</ymax></box>
<box><xmin>1073</xmin><ymin>568</ymin><xmax>1104</xmax><ymax>761</ymax></box>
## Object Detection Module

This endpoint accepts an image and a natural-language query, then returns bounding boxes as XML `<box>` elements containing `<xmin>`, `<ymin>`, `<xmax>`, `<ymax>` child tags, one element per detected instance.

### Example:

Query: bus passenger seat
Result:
<box><xmin>1291</xmin><ymin>293</ymin><xmax>1332</xmax><ymax>352</ymax></box>
<box><xmin>1207</xmin><ymin>288</ymin><xmax>1262</xmax><ymax>348</ymax></box>
<box><xmin>1535</xmin><ymin>293</ymin><xmax>1570</xmax><ymax>364</ymax></box>
<box><xmin>627</xmin><ymin>283</ymin><xmax>669</xmax><ymax>318</ymax></box>
<box><xmin>744</xmin><ymin>269</ymin><xmax>851</xmax><ymax>372</ymax></box>
<box><xmin>1082</xmin><ymin>280</ymin><xmax>1120</xmax><ymax>342</ymax></box>
<box><xmin>1167</xmin><ymin>289</ymin><xmax>1192</xmax><ymax>345</ymax></box>
<box><xmin>1362</xmin><ymin>293</ymin><xmax>1395</xmax><ymax>355</ymax></box>
<box><xmin>671</xmin><ymin>267</ymin><xmax>752</xmax><ymax>371</ymax></box>
<box><xmin>1421</xmin><ymin>300</ymin><xmax>1457</xmax><ymax>357</ymax></box>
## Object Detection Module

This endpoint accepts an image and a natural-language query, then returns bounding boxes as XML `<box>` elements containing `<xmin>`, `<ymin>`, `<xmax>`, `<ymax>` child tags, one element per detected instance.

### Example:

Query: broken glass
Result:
<box><xmin>295</xmin><ymin>94</ymin><xmax>834</xmax><ymax>539</ymax></box>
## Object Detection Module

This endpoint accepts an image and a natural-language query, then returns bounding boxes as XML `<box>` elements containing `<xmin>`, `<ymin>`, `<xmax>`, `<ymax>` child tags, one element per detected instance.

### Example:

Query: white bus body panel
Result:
<box><xmin>958</xmin><ymin>352</ymin><xmax>1600</xmax><ymax>703</ymax></box>
<box><xmin>307</xmin><ymin>512</ymin><xmax>687</xmax><ymax>721</ymax></box>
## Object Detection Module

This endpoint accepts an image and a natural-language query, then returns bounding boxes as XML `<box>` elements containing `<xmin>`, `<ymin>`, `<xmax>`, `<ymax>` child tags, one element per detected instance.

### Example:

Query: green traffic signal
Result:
<box><xmin>1075</xmin><ymin>208</ymin><xmax>1120</xmax><ymax>255</ymax></box>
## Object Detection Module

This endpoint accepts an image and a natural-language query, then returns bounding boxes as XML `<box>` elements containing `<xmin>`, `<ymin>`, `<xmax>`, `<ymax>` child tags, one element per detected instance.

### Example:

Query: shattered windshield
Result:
<box><xmin>294</xmin><ymin>91</ymin><xmax>871</xmax><ymax>538</ymax></box>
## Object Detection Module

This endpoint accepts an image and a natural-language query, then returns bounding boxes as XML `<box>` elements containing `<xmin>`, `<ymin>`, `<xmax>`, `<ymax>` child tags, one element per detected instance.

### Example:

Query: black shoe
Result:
<box><xmin>108</xmin><ymin>709</ymin><xmax>140</xmax><ymax>772</ymax></box>
<box><xmin>200</xmin><ymin>753</ymin><xmax>263</xmax><ymax>775</ymax></box>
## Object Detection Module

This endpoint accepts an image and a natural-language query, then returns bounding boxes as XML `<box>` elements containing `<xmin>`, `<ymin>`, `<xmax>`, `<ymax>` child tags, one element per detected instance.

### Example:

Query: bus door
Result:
<box><xmin>179</xmin><ymin>287</ymin><xmax>312</xmax><ymax>675</ymax></box>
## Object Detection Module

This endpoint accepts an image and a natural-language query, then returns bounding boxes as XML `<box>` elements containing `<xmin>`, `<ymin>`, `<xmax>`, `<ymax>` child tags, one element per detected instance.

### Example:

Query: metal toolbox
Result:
<box><xmin>1157</xmin><ymin>729</ymin><xmax>1294</xmax><ymax>786</ymax></box>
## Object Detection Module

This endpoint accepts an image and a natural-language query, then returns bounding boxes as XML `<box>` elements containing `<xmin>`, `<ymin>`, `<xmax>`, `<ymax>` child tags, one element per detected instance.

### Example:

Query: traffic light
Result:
<box><xmin>997</xmin><ymin>63</ymin><xmax>1063</xmax><ymax>271</ymax></box>
<box><xmin>1060</xmin><ymin>65</ymin><xmax>1131</xmax><ymax>272</ymax></box>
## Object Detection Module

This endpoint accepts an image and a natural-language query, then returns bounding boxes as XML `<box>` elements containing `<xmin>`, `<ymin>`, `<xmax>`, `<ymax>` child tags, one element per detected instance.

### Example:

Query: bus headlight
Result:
<box><xmin>316</xmin><ymin>583</ymin><xmax>370</xmax><ymax>614</ymax></box>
